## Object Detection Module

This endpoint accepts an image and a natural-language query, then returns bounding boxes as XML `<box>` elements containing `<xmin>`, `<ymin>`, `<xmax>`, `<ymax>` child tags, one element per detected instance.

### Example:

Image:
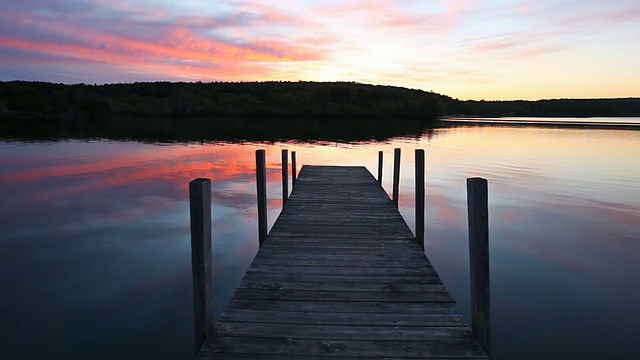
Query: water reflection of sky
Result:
<box><xmin>1</xmin><ymin>125</ymin><xmax>639</xmax><ymax>359</ymax></box>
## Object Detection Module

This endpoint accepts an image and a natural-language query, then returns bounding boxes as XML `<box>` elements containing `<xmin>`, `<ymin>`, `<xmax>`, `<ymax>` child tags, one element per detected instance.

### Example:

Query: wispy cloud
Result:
<box><xmin>0</xmin><ymin>0</ymin><xmax>327</xmax><ymax>82</ymax></box>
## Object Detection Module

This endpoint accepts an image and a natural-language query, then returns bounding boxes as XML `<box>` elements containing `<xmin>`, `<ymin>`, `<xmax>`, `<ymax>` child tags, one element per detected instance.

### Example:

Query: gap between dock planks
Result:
<box><xmin>196</xmin><ymin>165</ymin><xmax>489</xmax><ymax>359</ymax></box>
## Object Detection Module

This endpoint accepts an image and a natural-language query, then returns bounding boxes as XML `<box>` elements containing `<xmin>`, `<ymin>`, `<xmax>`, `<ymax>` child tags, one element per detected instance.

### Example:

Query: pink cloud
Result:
<box><xmin>0</xmin><ymin>1</ymin><xmax>329</xmax><ymax>82</ymax></box>
<box><xmin>313</xmin><ymin>0</ymin><xmax>474</xmax><ymax>37</ymax></box>
<box><xmin>235</xmin><ymin>1</ymin><xmax>303</xmax><ymax>25</ymax></box>
<box><xmin>513</xmin><ymin>1</ymin><xmax>640</xmax><ymax>39</ymax></box>
<box><xmin>607</xmin><ymin>7</ymin><xmax>640</xmax><ymax>22</ymax></box>
<box><xmin>473</xmin><ymin>39</ymin><xmax>519</xmax><ymax>52</ymax></box>
<box><xmin>114</xmin><ymin>19</ymin><xmax>317</xmax><ymax>62</ymax></box>
<box><xmin>468</xmin><ymin>31</ymin><xmax>563</xmax><ymax>59</ymax></box>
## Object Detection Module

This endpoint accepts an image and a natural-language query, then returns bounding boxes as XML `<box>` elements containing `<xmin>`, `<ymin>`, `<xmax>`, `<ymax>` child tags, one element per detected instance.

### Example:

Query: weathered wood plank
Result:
<box><xmin>218</xmin><ymin>310</ymin><xmax>466</xmax><ymax>327</ymax></box>
<box><xmin>225</xmin><ymin>299</ymin><xmax>461</xmax><ymax>314</ymax></box>
<box><xmin>236</xmin><ymin>279</ymin><xmax>447</xmax><ymax>292</ymax></box>
<box><xmin>197</xmin><ymin>354</ymin><xmax>488</xmax><ymax>360</ymax></box>
<box><xmin>267</xmin><ymin>231</ymin><xmax>411</xmax><ymax>238</ymax></box>
<box><xmin>247</xmin><ymin>264</ymin><xmax>437</xmax><ymax>275</ymax></box>
<box><xmin>213</xmin><ymin>322</ymin><xmax>476</xmax><ymax>341</ymax></box>
<box><xmin>265</xmin><ymin>232</ymin><xmax>411</xmax><ymax>239</ymax></box>
<box><xmin>242</xmin><ymin>271</ymin><xmax>443</xmax><ymax>284</ymax></box>
<box><xmin>259</xmin><ymin>245</ymin><xmax>422</xmax><ymax>254</ymax></box>
<box><xmin>262</xmin><ymin>244</ymin><xmax>421</xmax><ymax>252</ymax></box>
<box><xmin>250</xmin><ymin>258</ymin><xmax>426</xmax><ymax>268</ymax></box>
<box><xmin>254</xmin><ymin>252</ymin><xmax>428</xmax><ymax>263</ymax></box>
<box><xmin>265</xmin><ymin>236</ymin><xmax>418</xmax><ymax>244</ymax></box>
<box><xmin>261</xmin><ymin>246</ymin><xmax>415</xmax><ymax>254</ymax></box>
<box><xmin>230</xmin><ymin>288</ymin><xmax>454</xmax><ymax>302</ymax></box>
<box><xmin>271</xmin><ymin>231</ymin><xmax>407</xmax><ymax>239</ymax></box>
<box><xmin>201</xmin><ymin>337</ymin><xmax>488</xmax><ymax>358</ymax></box>
<box><xmin>273</xmin><ymin>215</ymin><xmax>404</xmax><ymax>222</ymax></box>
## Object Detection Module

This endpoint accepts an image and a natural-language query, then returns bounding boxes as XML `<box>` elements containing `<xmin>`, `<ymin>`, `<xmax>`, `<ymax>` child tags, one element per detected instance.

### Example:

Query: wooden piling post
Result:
<box><xmin>415</xmin><ymin>149</ymin><xmax>425</xmax><ymax>250</ymax></box>
<box><xmin>378</xmin><ymin>151</ymin><xmax>383</xmax><ymax>186</ymax></box>
<box><xmin>291</xmin><ymin>151</ymin><xmax>297</xmax><ymax>189</ymax></box>
<box><xmin>467</xmin><ymin>177</ymin><xmax>491</xmax><ymax>356</ymax></box>
<box><xmin>392</xmin><ymin>148</ymin><xmax>401</xmax><ymax>207</ymax></box>
<box><xmin>256</xmin><ymin>150</ymin><xmax>267</xmax><ymax>246</ymax></box>
<box><xmin>189</xmin><ymin>178</ymin><xmax>212</xmax><ymax>355</ymax></box>
<box><xmin>282</xmin><ymin>149</ymin><xmax>289</xmax><ymax>206</ymax></box>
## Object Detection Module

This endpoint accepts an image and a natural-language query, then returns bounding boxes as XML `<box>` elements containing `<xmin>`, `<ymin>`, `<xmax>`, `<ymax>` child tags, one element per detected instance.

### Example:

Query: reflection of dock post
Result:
<box><xmin>415</xmin><ymin>149</ymin><xmax>425</xmax><ymax>250</ymax></box>
<box><xmin>392</xmin><ymin>148</ymin><xmax>401</xmax><ymax>207</ymax></box>
<box><xmin>256</xmin><ymin>150</ymin><xmax>267</xmax><ymax>247</ymax></box>
<box><xmin>378</xmin><ymin>150</ymin><xmax>383</xmax><ymax>186</ymax></box>
<box><xmin>282</xmin><ymin>149</ymin><xmax>289</xmax><ymax>206</ymax></box>
<box><xmin>467</xmin><ymin>177</ymin><xmax>491</xmax><ymax>356</ymax></box>
<box><xmin>291</xmin><ymin>151</ymin><xmax>297</xmax><ymax>189</ymax></box>
<box><xmin>189</xmin><ymin>178</ymin><xmax>212</xmax><ymax>355</ymax></box>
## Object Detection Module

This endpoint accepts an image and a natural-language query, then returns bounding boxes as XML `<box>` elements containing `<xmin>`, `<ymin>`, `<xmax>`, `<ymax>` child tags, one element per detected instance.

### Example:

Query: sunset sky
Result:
<box><xmin>0</xmin><ymin>0</ymin><xmax>638</xmax><ymax>100</ymax></box>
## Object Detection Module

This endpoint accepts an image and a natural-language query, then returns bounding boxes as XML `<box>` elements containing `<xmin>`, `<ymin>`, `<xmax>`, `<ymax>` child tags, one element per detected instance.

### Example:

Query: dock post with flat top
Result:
<box><xmin>291</xmin><ymin>151</ymin><xmax>297</xmax><ymax>189</ymax></box>
<box><xmin>415</xmin><ymin>149</ymin><xmax>425</xmax><ymax>250</ymax></box>
<box><xmin>282</xmin><ymin>149</ymin><xmax>289</xmax><ymax>206</ymax></box>
<box><xmin>255</xmin><ymin>150</ymin><xmax>267</xmax><ymax>247</ymax></box>
<box><xmin>467</xmin><ymin>177</ymin><xmax>491</xmax><ymax>356</ymax></box>
<box><xmin>392</xmin><ymin>148</ymin><xmax>401</xmax><ymax>207</ymax></box>
<box><xmin>378</xmin><ymin>150</ymin><xmax>383</xmax><ymax>186</ymax></box>
<box><xmin>189</xmin><ymin>178</ymin><xmax>212</xmax><ymax>355</ymax></box>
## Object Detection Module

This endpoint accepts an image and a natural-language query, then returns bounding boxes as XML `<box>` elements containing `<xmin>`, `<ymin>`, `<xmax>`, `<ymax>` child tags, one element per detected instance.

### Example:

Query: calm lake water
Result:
<box><xmin>1</xmin><ymin>119</ymin><xmax>639</xmax><ymax>359</ymax></box>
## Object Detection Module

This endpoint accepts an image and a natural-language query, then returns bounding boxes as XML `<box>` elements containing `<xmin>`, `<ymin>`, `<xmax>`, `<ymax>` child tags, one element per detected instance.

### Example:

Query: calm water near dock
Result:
<box><xmin>1</xmin><ymin>119</ymin><xmax>639</xmax><ymax>359</ymax></box>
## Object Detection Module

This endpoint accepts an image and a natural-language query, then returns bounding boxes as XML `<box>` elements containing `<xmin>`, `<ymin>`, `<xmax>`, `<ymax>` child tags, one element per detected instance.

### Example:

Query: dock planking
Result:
<box><xmin>196</xmin><ymin>165</ymin><xmax>489</xmax><ymax>359</ymax></box>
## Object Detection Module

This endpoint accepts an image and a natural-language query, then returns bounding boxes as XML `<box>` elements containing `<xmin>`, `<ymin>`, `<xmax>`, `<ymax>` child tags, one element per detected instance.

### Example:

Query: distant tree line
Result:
<box><xmin>0</xmin><ymin>81</ymin><xmax>446</xmax><ymax>120</ymax></box>
<box><xmin>0</xmin><ymin>80</ymin><xmax>638</xmax><ymax>121</ymax></box>
<box><xmin>448</xmin><ymin>98</ymin><xmax>640</xmax><ymax>117</ymax></box>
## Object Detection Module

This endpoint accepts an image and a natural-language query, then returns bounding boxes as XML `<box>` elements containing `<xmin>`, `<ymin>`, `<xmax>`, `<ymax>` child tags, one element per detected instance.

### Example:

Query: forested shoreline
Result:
<box><xmin>0</xmin><ymin>81</ymin><xmax>445</xmax><ymax>120</ymax></box>
<box><xmin>454</xmin><ymin>97</ymin><xmax>640</xmax><ymax>117</ymax></box>
<box><xmin>1</xmin><ymin>80</ymin><xmax>639</xmax><ymax>120</ymax></box>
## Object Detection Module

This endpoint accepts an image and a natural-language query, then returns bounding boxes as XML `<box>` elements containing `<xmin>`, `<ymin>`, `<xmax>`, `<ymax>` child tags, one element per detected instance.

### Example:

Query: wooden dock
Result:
<box><xmin>195</xmin><ymin>165</ymin><xmax>489</xmax><ymax>359</ymax></box>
